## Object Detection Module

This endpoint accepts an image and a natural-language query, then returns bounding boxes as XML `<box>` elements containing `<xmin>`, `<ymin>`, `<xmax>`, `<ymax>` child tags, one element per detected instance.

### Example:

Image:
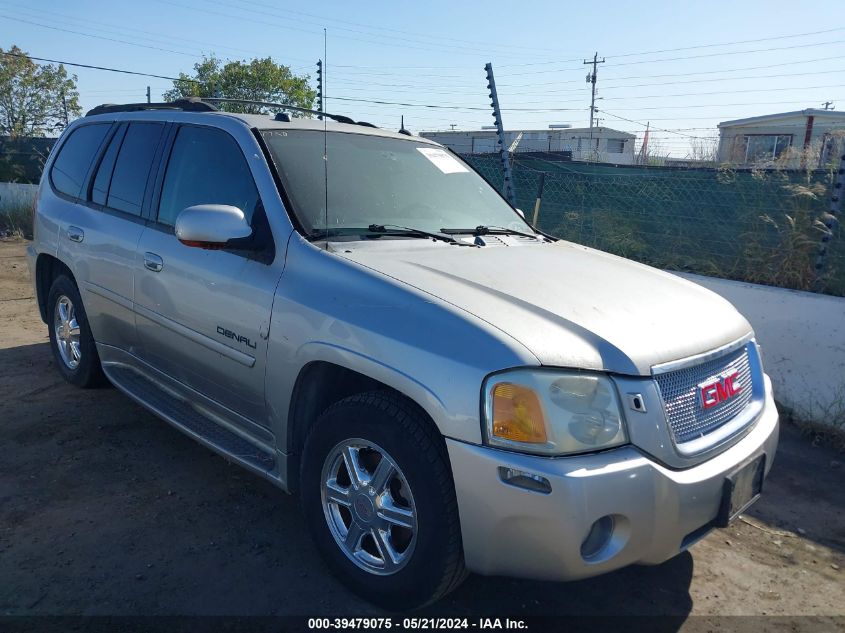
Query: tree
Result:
<box><xmin>164</xmin><ymin>55</ymin><xmax>316</xmax><ymax>114</ymax></box>
<box><xmin>0</xmin><ymin>45</ymin><xmax>81</xmax><ymax>138</ymax></box>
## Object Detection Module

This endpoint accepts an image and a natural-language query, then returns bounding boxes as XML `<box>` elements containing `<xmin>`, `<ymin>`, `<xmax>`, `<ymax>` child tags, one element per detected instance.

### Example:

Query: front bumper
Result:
<box><xmin>446</xmin><ymin>377</ymin><xmax>779</xmax><ymax>581</ymax></box>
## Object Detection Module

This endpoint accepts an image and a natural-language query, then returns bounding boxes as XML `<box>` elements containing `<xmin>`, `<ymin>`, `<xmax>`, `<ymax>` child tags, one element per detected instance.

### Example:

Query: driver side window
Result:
<box><xmin>157</xmin><ymin>126</ymin><xmax>261</xmax><ymax>227</ymax></box>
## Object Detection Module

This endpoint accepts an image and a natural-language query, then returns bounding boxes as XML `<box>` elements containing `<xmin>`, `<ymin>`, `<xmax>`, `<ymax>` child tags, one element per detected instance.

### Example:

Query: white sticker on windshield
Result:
<box><xmin>416</xmin><ymin>147</ymin><xmax>469</xmax><ymax>174</ymax></box>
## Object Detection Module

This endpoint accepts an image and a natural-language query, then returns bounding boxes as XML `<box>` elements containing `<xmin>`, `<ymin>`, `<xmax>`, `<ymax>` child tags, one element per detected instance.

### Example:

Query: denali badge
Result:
<box><xmin>217</xmin><ymin>326</ymin><xmax>257</xmax><ymax>350</ymax></box>
<box><xmin>698</xmin><ymin>369</ymin><xmax>742</xmax><ymax>409</ymax></box>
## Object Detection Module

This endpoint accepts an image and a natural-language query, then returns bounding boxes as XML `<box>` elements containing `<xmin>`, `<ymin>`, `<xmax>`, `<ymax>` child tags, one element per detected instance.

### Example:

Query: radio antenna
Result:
<box><xmin>323</xmin><ymin>27</ymin><xmax>329</xmax><ymax>251</ymax></box>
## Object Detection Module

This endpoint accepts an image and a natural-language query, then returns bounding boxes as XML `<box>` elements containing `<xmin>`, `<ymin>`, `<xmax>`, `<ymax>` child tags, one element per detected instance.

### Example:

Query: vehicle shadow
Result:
<box><xmin>432</xmin><ymin>554</ymin><xmax>694</xmax><ymax>620</ymax></box>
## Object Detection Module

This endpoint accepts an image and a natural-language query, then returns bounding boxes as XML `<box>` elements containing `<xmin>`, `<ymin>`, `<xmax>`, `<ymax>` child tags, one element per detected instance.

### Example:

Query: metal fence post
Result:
<box><xmin>814</xmin><ymin>152</ymin><xmax>845</xmax><ymax>288</ymax></box>
<box><xmin>484</xmin><ymin>62</ymin><xmax>517</xmax><ymax>206</ymax></box>
<box><xmin>532</xmin><ymin>172</ymin><xmax>546</xmax><ymax>227</ymax></box>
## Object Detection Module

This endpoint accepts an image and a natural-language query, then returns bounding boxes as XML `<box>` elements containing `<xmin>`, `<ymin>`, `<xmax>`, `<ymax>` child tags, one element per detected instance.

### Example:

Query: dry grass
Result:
<box><xmin>776</xmin><ymin>379</ymin><xmax>845</xmax><ymax>451</ymax></box>
<box><xmin>0</xmin><ymin>201</ymin><xmax>34</xmax><ymax>239</ymax></box>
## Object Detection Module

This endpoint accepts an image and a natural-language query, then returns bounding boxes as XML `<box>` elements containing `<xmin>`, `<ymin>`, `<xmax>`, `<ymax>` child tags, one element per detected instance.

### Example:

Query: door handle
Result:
<box><xmin>66</xmin><ymin>226</ymin><xmax>84</xmax><ymax>243</ymax></box>
<box><xmin>143</xmin><ymin>252</ymin><xmax>164</xmax><ymax>273</ymax></box>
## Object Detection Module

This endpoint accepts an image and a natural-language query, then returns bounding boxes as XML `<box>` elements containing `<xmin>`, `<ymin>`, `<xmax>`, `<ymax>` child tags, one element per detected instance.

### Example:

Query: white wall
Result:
<box><xmin>676</xmin><ymin>272</ymin><xmax>845</xmax><ymax>427</ymax></box>
<box><xmin>0</xmin><ymin>182</ymin><xmax>38</xmax><ymax>211</ymax></box>
<box><xmin>419</xmin><ymin>128</ymin><xmax>637</xmax><ymax>163</ymax></box>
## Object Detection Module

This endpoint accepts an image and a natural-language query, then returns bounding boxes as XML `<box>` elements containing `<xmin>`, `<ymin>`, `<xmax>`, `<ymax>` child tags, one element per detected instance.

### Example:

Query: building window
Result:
<box><xmin>743</xmin><ymin>134</ymin><xmax>792</xmax><ymax>163</ymax></box>
<box><xmin>606</xmin><ymin>139</ymin><xmax>625</xmax><ymax>153</ymax></box>
<box><xmin>820</xmin><ymin>133</ymin><xmax>844</xmax><ymax>167</ymax></box>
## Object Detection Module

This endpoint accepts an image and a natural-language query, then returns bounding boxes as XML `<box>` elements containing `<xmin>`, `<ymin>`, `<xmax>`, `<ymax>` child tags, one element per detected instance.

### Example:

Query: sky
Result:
<box><xmin>3</xmin><ymin>0</ymin><xmax>845</xmax><ymax>157</ymax></box>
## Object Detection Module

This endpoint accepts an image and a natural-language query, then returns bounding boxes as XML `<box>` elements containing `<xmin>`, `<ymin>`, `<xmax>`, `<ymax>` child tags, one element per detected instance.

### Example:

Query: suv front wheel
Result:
<box><xmin>301</xmin><ymin>391</ymin><xmax>466</xmax><ymax>610</ymax></box>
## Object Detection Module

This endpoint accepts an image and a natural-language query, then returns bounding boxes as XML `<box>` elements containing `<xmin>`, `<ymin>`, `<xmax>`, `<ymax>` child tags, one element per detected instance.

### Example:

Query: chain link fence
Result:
<box><xmin>462</xmin><ymin>153</ymin><xmax>845</xmax><ymax>297</ymax></box>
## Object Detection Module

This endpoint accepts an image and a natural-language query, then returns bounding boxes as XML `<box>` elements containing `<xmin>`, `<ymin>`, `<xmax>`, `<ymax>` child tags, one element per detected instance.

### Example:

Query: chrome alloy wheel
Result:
<box><xmin>320</xmin><ymin>438</ymin><xmax>418</xmax><ymax>575</ymax></box>
<box><xmin>53</xmin><ymin>294</ymin><xmax>81</xmax><ymax>370</ymax></box>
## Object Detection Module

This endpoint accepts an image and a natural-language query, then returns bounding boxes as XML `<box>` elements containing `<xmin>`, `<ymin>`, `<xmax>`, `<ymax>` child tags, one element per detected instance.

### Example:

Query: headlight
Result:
<box><xmin>482</xmin><ymin>369</ymin><xmax>628</xmax><ymax>456</ymax></box>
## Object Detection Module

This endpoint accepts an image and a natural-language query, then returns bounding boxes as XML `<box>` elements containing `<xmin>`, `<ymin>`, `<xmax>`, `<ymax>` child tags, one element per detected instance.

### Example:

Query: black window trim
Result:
<box><xmin>149</xmin><ymin>121</ymin><xmax>276</xmax><ymax>263</ymax></box>
<box><xmin>48</xmin><ymin>121</ymin><xmax>114</xmax><ymax>203</ymax></box>
<box><xmin>75</xmin><ymin>120</ymin><xmax>168</xmax><ymax>225</ymax></box>
<box><xmin>103</xmin><ymin>120</ymin><xmax>167</xmax><ymax>219</ymax></box>
<box><xmin>85</xmin><ymin>122</ymin><xmax>126</xmax><ymax>211</ymax></box>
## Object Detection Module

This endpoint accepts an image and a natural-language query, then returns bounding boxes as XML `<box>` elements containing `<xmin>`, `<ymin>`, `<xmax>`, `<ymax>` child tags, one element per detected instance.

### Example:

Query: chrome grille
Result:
<box><xmin>655</xmin><ymin>346</ymin><xmax>754</xmax><ymax>445</ymax></box>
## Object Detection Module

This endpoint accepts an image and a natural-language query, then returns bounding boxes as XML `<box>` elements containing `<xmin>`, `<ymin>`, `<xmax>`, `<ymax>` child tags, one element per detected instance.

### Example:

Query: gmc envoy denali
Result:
<box><xmin>28</xmin><ymin>98</ymin><xmax>778</xmax><ymax>609</ymax></box>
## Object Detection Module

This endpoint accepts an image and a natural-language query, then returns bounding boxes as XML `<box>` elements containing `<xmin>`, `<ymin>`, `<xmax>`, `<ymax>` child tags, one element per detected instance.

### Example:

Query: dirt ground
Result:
<box><xmin>1</xmin><ymin>238</ymin><xmax>843</xmax><ymax>627</ymax></box>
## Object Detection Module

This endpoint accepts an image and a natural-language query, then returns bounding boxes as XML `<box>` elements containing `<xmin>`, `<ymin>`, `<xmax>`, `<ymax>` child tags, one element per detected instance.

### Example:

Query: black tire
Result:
<box><xmin>47</xmin><ymin>274</ymin><xmax>105</xmax><ymax>388</ymax></box>
<box><xmin>301</xmin><ymin>391</ymin><xmax>466</xmax><ymax>610</ymax></box>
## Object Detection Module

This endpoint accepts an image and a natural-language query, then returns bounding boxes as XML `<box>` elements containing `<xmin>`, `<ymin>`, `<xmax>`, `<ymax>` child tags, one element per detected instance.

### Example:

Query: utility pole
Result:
<box><xmin>316</xmin><ymin>59</ymin><xmax>323</xmax><ymax>119</ymax></box>
<box><xmin>484</xmin><ymin>62</ymin><xmax>516</xmax><ymax>206</ymax></box>
<box><xmin>449</xmin><ymin>123</ymin><xmax>457</xmax><ymax>130</ymax></box>
<box><xmin>583</xmin><ymin>52</ymin><xmax>605</xmax><ymax>140</ymax></box>
<box><xmin>146</xmin><ymin>86</ymin><xmax>151</xmax><ymax>103</ymax></box>
<box><xmin>822</xmin><ymin>101</ymin><xmax>835</xmax><ymax>110</ymax></box>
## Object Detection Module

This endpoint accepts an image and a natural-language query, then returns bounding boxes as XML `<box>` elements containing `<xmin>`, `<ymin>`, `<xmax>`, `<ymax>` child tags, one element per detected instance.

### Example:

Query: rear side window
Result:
<box><xmin>106</xmin><ymin>122</ymin><xmax>164</xmax><ymax>216</ymax></box>
<box><xmin>50</xmin><ymin>124</ymin><xmax>110</xmax><ymax>198</ymax></box>
<box><xmin>90</xmin><ymin>124</ymin><xmax>126</xmax><ymax>206</ymax></box>
<box><xmin>157</xmin><ymin>125</ymin><xmax>260</xmax><ymax>227</ymax></box>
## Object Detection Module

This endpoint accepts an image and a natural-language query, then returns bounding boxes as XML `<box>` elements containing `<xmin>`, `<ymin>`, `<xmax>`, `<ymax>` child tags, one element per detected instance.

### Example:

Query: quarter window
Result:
<box><xmin>107</xmin><ymin>122</ymin><xmax>165</xmax><ymax>216</ymax></box>
<box><xmin>50</xmin><ymin>124</ymin><xmax>110</xmax><ymax>198</ymax></box>
<box><xmin>157</xmin><ymin>126</ymin><xmax>260</xmax><ymax>227</ymax></box>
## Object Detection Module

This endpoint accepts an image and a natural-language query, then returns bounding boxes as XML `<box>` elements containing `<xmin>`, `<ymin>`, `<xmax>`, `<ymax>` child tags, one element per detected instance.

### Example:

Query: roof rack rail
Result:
<box><xmin>86</xmin><ymin>97</ymin><xmax>216</xmax><ymax>117</ymax></box>
<box><xmin>202</xmin><ymin>98</ymin><xmax>374</xmax><ymax>128</ymax></box>
<box><xmin>85</xmin><ymin>96</ymin><xmax>380</xmax><ymax>130</ymax></box>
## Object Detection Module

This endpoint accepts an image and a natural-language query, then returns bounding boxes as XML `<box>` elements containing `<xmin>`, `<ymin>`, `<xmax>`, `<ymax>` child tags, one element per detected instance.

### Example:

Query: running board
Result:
<box><xmin>106</xmin><ymin>365</ymin><xmax>277</xmax><ymax>474</ymax></box>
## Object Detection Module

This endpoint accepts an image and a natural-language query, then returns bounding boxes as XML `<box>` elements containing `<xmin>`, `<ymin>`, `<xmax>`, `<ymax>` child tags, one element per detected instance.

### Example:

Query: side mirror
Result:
<box><xmin>175</xmin><ymin>204</ymin><xmax>252</xmax><ymax>249</ymax></box>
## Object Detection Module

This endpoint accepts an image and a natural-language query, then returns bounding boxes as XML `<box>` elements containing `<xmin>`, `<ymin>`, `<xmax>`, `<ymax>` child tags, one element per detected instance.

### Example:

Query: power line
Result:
<box><xmin>497</xmin><ymin>55</ymin><xmax>845</xmax><ymax>88</ymax></box>
<box><xmin>366</xmin><ymin>85</ymin><xmax>842</xmax><ymax>109</ymax></box>
<box><xmin>496</xmin><ymin>40</ymin><xmax>845</xmax><ymax>77</ymax></box>
<box><xmin>1</xmin><ymin>15</ymin><xmax>201</xmax><ymax>58</ymax></box>
<box><xmin>497</xmin><ymin>26</ymin><xmax>845</xmax><ymax>68</ymax></box>
<box><xmin>0</xmin><ymin>50</ymin><xmax>574</xmax><ymax>115</ymax></box>
<box><xmin>221</xmin><ymin>0</ymin><xmax>552</xmax><ymax>57</ymax></box>
<box><xmin>0</xmin><ymin>1</ymin><xmax>285</xmax><ymax>61</ymax></box>
<box><xmin>604</xmin><ymin>98</ymin><xmax>845</xmax><ymax>111</ymax></box>
<box><xmin>597</xmin><ymin>110</ymin><xmax>717</xmax><ymax>139</ymax></box>
<box><xmin>609</xmin><ymin>39</ymin><xmax>845</xmax><ymax>67</ymax></box>
<box><xmin>0</xmin><ymin>50</ymin><xmax>203</xmax><ymax>84</ymax></box>
<box><xmin>152</xmin><ymin>0</ymin><xmax>541</xmax><ymax>61</ymax></box>
<box><xmin>497</xmin><ymin>68</ymin><xmax>845</xmax><ymax>95</ymax></box>
<box><xmin>325</xmin><ymin>64</ymin><xmax>845</xmax><ymax>94</ymax></box>
<box><xmin>600</xmin><ymin>84</ymin><xmax>843</xmax><ymax>101</ymax></box>
<box><xmin>325</xmin><ymin>95</ymin><xmax>585</xmax><ymax>112</ymax></box>
<box><xmin>222</xmin><ymin>0</ymin><xmax>559</xmax><ymax>54</ymax></box>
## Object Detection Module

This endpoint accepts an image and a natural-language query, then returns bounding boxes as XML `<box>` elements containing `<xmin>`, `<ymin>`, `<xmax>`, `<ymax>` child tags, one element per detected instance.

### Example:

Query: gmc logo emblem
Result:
<box><xmin>698</xmin><ymin>369</ymin><xmax>742</xmax><ymax>409</ymax></box>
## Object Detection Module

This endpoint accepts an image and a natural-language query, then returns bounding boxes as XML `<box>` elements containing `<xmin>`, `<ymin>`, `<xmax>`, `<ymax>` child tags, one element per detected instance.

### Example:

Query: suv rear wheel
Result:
<box><xmin>47</xmin><ymin>275</ymin><xmax>105</xmax><ymax>388</ymax></box>
<box><xmin>301</xmin><ymin>391</ymin><xmax>466</xmax><ymax>609</ymax></box>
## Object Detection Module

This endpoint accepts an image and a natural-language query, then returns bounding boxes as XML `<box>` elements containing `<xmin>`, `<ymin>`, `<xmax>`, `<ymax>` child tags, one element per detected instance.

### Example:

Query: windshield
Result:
<box><xmin>261</xmin><ymin>129</ymin><xmax>533</xmax><ymax>237</ymax></box>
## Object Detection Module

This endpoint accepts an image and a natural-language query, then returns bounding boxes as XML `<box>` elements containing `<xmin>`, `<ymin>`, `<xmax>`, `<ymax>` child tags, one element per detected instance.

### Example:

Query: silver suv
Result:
<box><xmin>28</xmin><ymin>99</ymin><xmax>779</xmax><ymax>609</ymax></box>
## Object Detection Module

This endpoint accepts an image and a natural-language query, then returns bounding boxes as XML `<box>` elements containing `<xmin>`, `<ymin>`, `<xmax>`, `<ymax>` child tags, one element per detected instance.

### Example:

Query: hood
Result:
<box><xmin>338</xmin><ymin>239</ymin><xmax>752</xmax><ymax>376</ymax></box>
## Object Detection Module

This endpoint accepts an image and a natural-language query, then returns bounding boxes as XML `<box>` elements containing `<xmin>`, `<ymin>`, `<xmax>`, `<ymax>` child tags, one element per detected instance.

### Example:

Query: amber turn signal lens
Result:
<box><xmin>491</xmin><ymin>383</ymin><xmax>547</xmax><ymax>443</ymax></box>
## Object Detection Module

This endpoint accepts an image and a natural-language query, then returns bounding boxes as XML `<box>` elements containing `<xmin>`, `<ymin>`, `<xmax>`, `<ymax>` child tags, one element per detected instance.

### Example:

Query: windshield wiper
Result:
<box><xmin>367</xmin><ymin>224</ymin><xmax>475</xmax><ymax>246</ymax></box>
<box><xmin>440</xmin><ymin>225</ymin><xmax>539</xmax><ymax>239</ymax></box>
